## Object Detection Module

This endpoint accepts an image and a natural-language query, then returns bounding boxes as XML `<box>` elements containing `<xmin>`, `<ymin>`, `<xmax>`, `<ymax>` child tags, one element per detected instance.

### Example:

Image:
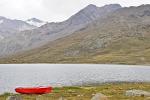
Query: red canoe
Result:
<box><xmin>15</xmin><ymin>86</ymin><xmax>52</xmax><ymax>94</ymax></box>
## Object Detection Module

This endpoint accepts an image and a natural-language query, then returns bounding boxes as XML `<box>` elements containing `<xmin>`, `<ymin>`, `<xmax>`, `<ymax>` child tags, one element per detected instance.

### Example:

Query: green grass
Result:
<box><xmin>0</xmin><ymin>83</ymin><xmax>150</xmax><ymax>100</ymax></box>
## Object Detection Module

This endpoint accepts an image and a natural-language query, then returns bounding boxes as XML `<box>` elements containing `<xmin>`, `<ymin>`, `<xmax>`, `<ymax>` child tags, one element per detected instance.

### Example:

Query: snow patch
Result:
<box><xmin>26</xmin><ymin>20</ymin><xmax>46</xmax><ymax>27</ymax></box>
<box><xmin>0</xmin><ymin>20</ymin><xmax>4</xmax><ymax>24</ymax></box>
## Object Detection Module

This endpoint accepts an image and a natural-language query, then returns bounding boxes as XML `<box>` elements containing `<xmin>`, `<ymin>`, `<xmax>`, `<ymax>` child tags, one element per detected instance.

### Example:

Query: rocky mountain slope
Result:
<box><xmin>0</xmin><ymin>4</ymin><xmax>121</xmax><ymax>57</ymax></box>
<box><xmin>0</xmin><ymin>4</ymin><xmax>150</xmax><ymax>64</ymax></box>
<box><xmin>0</xmin><ymin>16</ymin><xmax>36</xmax><ymax>37</ymax></box>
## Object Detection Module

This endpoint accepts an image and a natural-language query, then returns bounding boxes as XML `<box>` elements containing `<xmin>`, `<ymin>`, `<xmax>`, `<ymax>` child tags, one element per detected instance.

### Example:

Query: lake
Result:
<box><xmin>0</xmin><ymin>64</ymin><xmax>150</xmax><ymax>94</ymax></box>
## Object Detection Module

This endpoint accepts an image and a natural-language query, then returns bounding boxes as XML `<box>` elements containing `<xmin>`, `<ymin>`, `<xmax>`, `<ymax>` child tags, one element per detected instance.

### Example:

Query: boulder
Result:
<box><xmin>6</xmin><ymin>95</ymin><xmax>22</xmax><ymax>100</ymax></box>
<box><xmin>91</xmin><ymin>93</ymin><xmax>108</xmax><ymax>100</ymax></box>
<box><xmin>58</xmin><ymin>97</ymin><xmax>67</xmax><ymax>100</ymax></box>
<box><xmin>125</xmin><ymin>90</ymin><xmax>150</xmax><ymax>97</ymax></box>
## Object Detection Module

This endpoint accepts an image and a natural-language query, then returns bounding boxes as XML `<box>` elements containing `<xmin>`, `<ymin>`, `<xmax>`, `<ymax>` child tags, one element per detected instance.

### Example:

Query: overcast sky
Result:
<box><xmin>0</xmin><ymin>0</ymin><xmax>149</xmax><ymax>22</ymax></box>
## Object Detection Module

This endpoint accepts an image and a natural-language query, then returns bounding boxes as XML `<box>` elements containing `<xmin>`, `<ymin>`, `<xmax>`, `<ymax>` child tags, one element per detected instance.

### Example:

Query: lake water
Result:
<box><xmin>0</xmin><ymin>64</ymin><xmax>150</xmax><ymax>94</ymax></box>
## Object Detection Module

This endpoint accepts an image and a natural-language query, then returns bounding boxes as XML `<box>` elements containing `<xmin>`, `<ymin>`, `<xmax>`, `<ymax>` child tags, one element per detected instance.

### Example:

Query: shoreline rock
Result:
<box><xmin>91</xmin><ymin>93</ymin><xmax>108</xmax><ymax>100</ymax></box>
<box><xmin>6</xmin><ymin>95</ymin><xmax>22</xmax><ymax>100</ymax></box>
<box><xmin>125</xmin><ymin>90</ymin><xmax>150</xmax><ymax>97</ymax></box>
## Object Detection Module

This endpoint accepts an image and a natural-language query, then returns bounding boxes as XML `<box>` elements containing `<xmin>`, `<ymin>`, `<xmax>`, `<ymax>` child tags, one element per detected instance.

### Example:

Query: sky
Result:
<box><xmin>0</xmin><ymin>0</ymin><xmax>149</xmax><ymax>22</ymax></box>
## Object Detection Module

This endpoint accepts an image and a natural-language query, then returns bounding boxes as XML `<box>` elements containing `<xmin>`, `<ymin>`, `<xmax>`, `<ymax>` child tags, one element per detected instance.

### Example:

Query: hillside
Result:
<box><xmin>0</xmin><ymin>4</ymin><xmax>150</xmax><ymax>64</ymax></box>
<box><xmin>0</xmin><ymin>4</ymin><xmax>121</xmax><ymax>57</ymax></box>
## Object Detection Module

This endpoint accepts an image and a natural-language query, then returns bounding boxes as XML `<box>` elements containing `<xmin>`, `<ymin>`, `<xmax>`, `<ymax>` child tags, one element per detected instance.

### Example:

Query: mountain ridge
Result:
<box><xmin>0</xmin><ymin>16</ymin><xmax>37</xmax><ymax>37</ymax></box>
<box><xmin>0</xmin><ymin>4</ymin><xmax>122</xmax><ymax>57</ymax></box>
<box><xmin>0</xmin><ymin>4</ymin><xmax>150</xmax><ymax>64</ymax></box>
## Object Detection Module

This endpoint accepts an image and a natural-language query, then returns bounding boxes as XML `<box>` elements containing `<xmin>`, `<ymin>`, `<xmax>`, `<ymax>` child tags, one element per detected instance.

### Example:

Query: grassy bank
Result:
<box><xmin>0</xmin><ymin>83</ymin><xmax>150</xmax><ymax>100</ymax></box>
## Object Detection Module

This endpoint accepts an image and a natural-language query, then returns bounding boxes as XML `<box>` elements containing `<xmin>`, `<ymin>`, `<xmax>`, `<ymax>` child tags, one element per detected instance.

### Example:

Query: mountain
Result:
<box><xmin>0</xmin><ymin>4</ymin><xmax>122</xmax><ymax>57</ymax></box>
<box><xmin>1</xmin><ymin>4</ymin><xmax>150</xmax><ymax>64</ymax></box>
<box><xmin>68</xmin><ymin>4</ymin><xmax>121</xmax><ymax>25</ymax></box>
<box><xmin>0</xmin><ymin>16</ymin><xmax>36</xmax><ymax>37</ymax></box>
<box><xmin>26</xmin><ymin>18</ymin><xmax>47</xmax><ymax>27</ymax></box>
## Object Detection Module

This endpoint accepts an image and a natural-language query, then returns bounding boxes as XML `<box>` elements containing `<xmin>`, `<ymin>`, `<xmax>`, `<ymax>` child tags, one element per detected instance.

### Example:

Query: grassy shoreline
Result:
<box><xmin>0</xmin><ymin>82</ymin><xmax>150</xmax><ymax>100</ymax></box>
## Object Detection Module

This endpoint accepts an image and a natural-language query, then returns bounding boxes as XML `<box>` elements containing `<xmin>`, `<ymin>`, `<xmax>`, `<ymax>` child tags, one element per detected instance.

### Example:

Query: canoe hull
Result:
<box><xmin>15</xmin><ymin>87</ymin><xmax>52</xmax><ymax>94</ymax></box>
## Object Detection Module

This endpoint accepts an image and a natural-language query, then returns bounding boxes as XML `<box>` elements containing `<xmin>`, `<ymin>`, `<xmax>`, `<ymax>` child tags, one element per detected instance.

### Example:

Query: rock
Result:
<box><xmin>125</xmin><ymin>90</ymin><xmax>150</xmax><ymax>97</ymax></box>
<box><xmin>91</xmin><ymin>93</ymin><xmax>108</xmax><ymax>100</ymax></box>
<box><xmin>58</xmin><ymin>97</ymin><xmax>67</xmax><ymax>100</ymax></box>
<box><xmin>77</xmin><ymin>94</ymin><xmax>84</xmax><ymax>97</ymax></box>
<box><xmin>6</xmin><ymin>95</ymin><xmax>22</xmax><ymax>100</ymax></box>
